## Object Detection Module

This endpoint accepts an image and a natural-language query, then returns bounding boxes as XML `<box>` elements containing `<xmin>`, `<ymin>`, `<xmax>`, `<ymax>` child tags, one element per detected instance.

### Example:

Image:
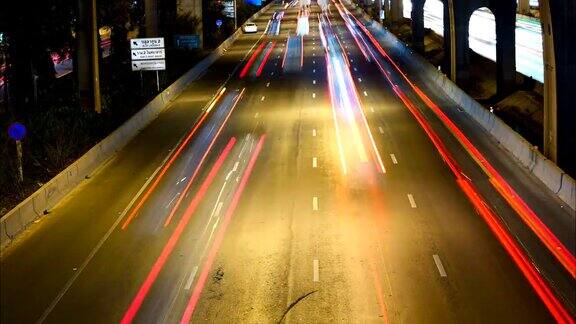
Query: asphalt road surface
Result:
<box><xmin>1</xmin><ymin>2</ymin><xmax>573</xmax><ymax>323</ymax></box>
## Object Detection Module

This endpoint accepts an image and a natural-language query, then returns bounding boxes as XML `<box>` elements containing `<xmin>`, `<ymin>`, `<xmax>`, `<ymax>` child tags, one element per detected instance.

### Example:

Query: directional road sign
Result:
<box><xmin>132</xmin><ymin>60</ymin><xmax>166</xmax><ymax>71</ymax></box>
<box><xmin>131</xmin><ymin>48</ymin><xmax>166</xmax><ymax>60</ymax></box>
<box><xmin>130</xmin><ymin>37</ymin><xmax>165</xmax><ymax>49</ymax></box>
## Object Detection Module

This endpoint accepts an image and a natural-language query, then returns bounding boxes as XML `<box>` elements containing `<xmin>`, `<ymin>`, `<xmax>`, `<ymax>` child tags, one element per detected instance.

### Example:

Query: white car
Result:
<box><xmin>243</xmin><ymin>22</ymin><xmax>258</xmax><ymax>33</ymax></box>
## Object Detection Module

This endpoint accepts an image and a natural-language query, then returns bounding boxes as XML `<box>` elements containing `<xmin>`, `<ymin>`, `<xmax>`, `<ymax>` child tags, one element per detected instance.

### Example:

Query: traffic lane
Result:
<box><xmin>277</xmin><ymin>36</ymin><xmax>390</xmax><ymax>323</ymax></box>
<box><xmin>0</xmin><ymin>6</ymin><xmax>280</xmax><ymax>324</ymax></box>
<box><xmin>135</xmin><ymin>135</ymin><xmax>258</xmax><ymax>323</ymax></box>
<box><xmin>188</xmin><ymin>78</ymin><xmax>303</xmax><ymax>322</ymax></box>
<box><xmin>188</xmin><ymin>19</ymin><xmax>332</xmax><ymax>322</ymax></box>
<box><xmin>42</xmin><ymin>129</ymin><xmax>253</xmax><ymax>324</ymax></box>
<box><xmin>352</xmin><ymin>13</ymin><xmax>575</xmax><ymax>311</ymax></box>
<box><xmin>354</xmin><ymin>72</ymin><xmax>551</xmax><ymax>322</ymax></box>
<box><xmin>333</xmin><ymin>13</ymin><xmax>552</xmax><ymax>321</ymax></box>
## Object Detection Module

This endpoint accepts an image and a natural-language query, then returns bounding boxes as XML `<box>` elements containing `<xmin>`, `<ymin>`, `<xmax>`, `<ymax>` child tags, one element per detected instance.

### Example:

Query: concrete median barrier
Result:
<box><xmin>0</xmin><ymin>1</ymin><xmax>278</xmax><ymax>250</ymax></box>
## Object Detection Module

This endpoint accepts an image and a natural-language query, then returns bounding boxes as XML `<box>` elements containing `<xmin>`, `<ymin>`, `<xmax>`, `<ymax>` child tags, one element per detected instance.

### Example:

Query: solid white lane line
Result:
<box><xmin>390</xmin><ymin>154</ymin><xmax>398</xmax><ymax>164</ymax></box>
<box><xmin>407</xmin><ymin>194</ymin><xmax>417</xmax><ymax>208</ymax></box>
<box><xmin>313</xmin><ymin>259</ymin><xmax>320</xmax><ymax>282</ymax></box>
<box><xmin>313</xmin><ymin>197</ymin><xmax>319</xmax><ymax>211</ymax></box>
<box><xmin>184</xmin><ymin>266</ymin><xmax>199</xmax><ymax>290</ymax></box>
<box><xmin>433</xmin><ymin>254</ymin><xmax>447</xmax><ymax>277</ymax></box>
<box><xmin>312</xmin><ymin>157</ymin><xmax>318</xmax><ymax>168</ymax></box>
<box><xmin>378</xmin><ymin>126</ymin><xmax>384</xmax><ymax>134</ymax></box>
<box><xmin>261</xmin><ymin>96</ymin><xmax>266</xmax><ymax>101</ymax></box>
<box><xmin>312</xmin><ymin>129</ymin><xmax>317</xmax><ymax>137</ymax></box>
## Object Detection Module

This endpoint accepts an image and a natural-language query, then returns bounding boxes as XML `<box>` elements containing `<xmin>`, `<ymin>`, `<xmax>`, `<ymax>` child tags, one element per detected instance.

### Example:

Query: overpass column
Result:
<box><xmin>442</xmin><ymin>0</ymin><xmax>455</xmax><ymax>79</ymax></box>
<box><xmin>411</xmin><ymin>0</ymin><xmax>426</xmax><ymax>52</ymax></box>
<box><xmin>453</xmin><ymin>3</ymin><xmax>470</xmax><ymax>85</ymax></box>
<box><xmin>517</xmin><ymin>0</ymin><xmax>530</xmax><ymax>14</ymax></box>
<box><xmin>389</xmin><ymin>0</ymin><xmax>404</xmax><ymax>29</ymax></box>
<box><xmin>494</xmin><ymin>1</ymin><xmax>517</xmax><ymax>97</ymax></box>
<box><xmin>542</xmin><ymin>0</ymin><xmax>576</xmax><ymax>175</ymax></box>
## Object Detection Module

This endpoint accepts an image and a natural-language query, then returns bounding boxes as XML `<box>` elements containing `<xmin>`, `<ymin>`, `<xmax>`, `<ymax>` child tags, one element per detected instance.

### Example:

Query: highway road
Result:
<box><xmin>1</xmin><ymin>2</ymin><xmax>574</xmax><ymax>323</ymax></box>
<box><xmin>403</xmin><ymin>0</ymin><xmax>545</xmax><ymax>82</ymax></box>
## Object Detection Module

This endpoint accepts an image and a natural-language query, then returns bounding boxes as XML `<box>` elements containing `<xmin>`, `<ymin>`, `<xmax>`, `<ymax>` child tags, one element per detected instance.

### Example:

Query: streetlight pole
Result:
<box><xmin>91</xmin><ymin>0</ymin><xmax>101</xmax><ymax>113</ymax></box>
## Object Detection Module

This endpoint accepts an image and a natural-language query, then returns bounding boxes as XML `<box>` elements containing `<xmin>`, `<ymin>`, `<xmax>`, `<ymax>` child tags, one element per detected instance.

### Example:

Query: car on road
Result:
<box><xmin>243</xmin><ymin>22</ymin><xmax>258</xmax><ymax>33</ymax></box>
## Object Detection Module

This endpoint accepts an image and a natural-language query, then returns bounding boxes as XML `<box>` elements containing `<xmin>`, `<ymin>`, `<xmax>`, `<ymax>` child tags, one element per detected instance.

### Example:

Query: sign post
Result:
<box><xmin>130</xmin><ymin>37</ymin><xmax>165</xmax><ymax>92</ymax></box>
<box><xmin>8</xmin><ymin>122</ymin><xmax>26</xmax><ymax>183</ymax></box>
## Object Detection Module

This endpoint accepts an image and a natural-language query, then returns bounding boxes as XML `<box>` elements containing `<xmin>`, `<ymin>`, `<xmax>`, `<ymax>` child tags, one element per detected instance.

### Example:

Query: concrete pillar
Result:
<box><xmin>443</xmin><ymin>0</ymin><xmax>456</xmax><ymax>80</ymax></box>
<box><xmin>389</xmin><ymin>0</ymin><xmax>404</xmax><ymax>28</ymax></box>
<box><xmin>145</xmin><ymin>0</ymin><xmax>159</xmax><ymax>37</ymax></box>
<box><xmin>411</xmin><ymin>0</ymin><xmax>426</xmax><ymax>52</ymax></box>
<box><xmin>543</xmin><ymin>0</ymin><xmax>576</xmax><ymax>175</ymax></box>
<box><xmin>517</xmin><ymin>0</ymin><xmax>530</xmax><ymax>14</ymax></box>
<box><xmin>375</xmin><ymin>0</ymin><xmax>383</xmax><ymax>22</ymax></box>
<box><xmin>494</xmin><ymin>1</ymin><xmax>517</xmax><ymax>97</ymax></box>
<box><xmin>383</xmin><ymin>0</ymin><xmax>391</xmax><ymax>21</ymax></box>
<box><xmin>453</xmin><ymin>4</ymin><xmax>471</xmax><ymax>85</ymax></box>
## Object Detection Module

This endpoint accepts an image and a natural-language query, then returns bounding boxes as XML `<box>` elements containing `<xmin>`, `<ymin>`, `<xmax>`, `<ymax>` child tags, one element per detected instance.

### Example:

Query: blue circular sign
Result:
<box><xmin>216</xmin><ymin>19</ymin><xmax>223</xmax><ymax>28</ymax></box>
<box><xmin>8</xmin><ymin>122</ymin><xmax>26</xmax><ymax>141</ymax></box>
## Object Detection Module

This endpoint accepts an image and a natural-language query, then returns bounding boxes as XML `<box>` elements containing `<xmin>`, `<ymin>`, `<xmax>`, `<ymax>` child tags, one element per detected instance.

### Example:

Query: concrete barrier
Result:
<box><xmin>0</xmin><ymin>1</ymin><xmax>278</xmax><ymax>249</ymax></box>
<box><xmin>355</xmin><ymin>11</ymin><xmax>575</xmax><ymax>210</ymax></box>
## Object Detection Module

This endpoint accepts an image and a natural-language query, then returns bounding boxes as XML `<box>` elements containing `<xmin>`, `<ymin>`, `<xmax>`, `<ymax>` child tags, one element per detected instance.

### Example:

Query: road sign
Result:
<box><xmin>174</xmin><ymin>35</ymin><xmax>201</xmax><ymax>49</ymax></box>
<box><xmin>130</xmin><ymin>37</ymin><xmax>165</xmax><ymax>49</ymax></box>
<box><xmin>131</xmin><ymin>48</ymin><xmax>166</xmax><ymax>60</ymax></box>
<box><xmin>223</xmin><ymin>1</ymin><xmax>235</xmax><ymax>18</ymax></box>
<box><xmin>8</xmin><ymin>122</ymin><xmax>26</xmax><ymax>141</ymax></box>
<box><xmin>132</xmin><ymin>60</ymin><xmax>166</xmax><ymax>71</ymax></box>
